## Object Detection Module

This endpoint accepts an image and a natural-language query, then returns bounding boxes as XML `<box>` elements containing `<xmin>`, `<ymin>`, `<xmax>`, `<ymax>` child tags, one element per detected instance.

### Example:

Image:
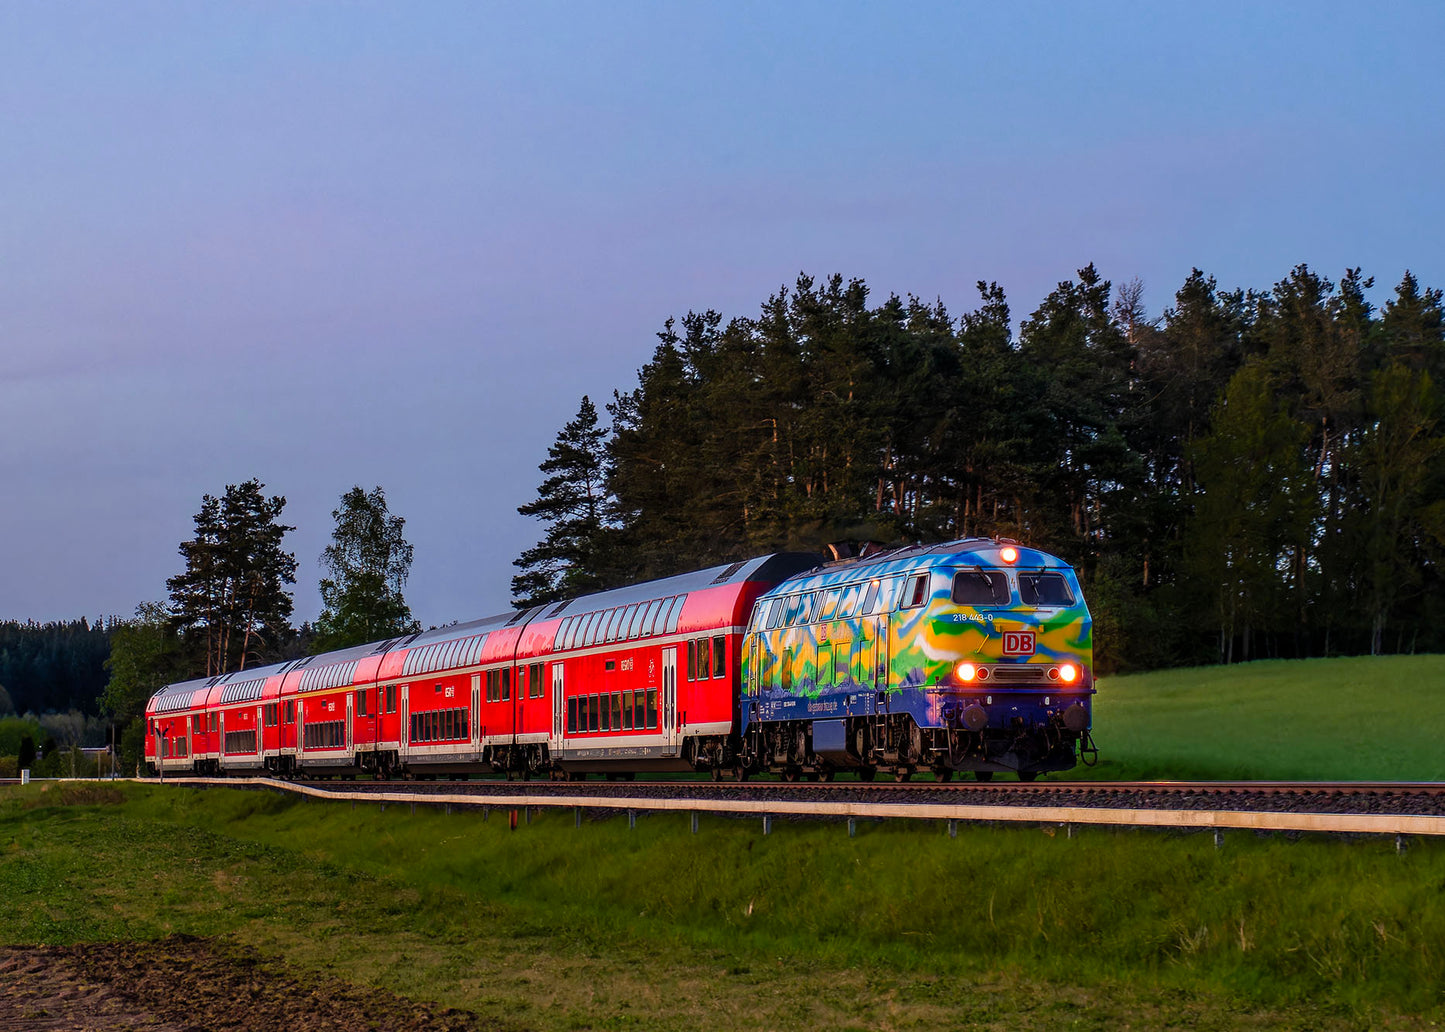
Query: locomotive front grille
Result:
<box><xmin>989</xmin><ymin>666</ymin><xmax>1047</xmax><ymax>683</ymax></box>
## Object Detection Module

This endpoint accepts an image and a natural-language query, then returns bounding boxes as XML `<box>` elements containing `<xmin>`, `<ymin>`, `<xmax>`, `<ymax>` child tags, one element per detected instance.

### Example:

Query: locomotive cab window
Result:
<box><xmin>901</xmin><ymin>573</ymin><xmax>929</xmax><ymax>609</ymax></box>
<box><xmin>1019</xmin><ymin>572</ymin><xmax>1075</xmax><ymax>607</ymax></box>
<box><xmin>951</xmin><ymin>570</ymin><xmax>1011</xmax><ymax>607</ymax></box>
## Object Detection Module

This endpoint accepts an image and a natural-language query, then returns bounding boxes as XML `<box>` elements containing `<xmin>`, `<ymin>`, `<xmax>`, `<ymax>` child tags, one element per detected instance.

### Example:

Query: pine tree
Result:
<box><xmin>512</xmin><ymin>396</ymin><xmax>615</xmax><ymax>607</ymax></box>
<box><xmin>167</xmin><ymin>480</ymin><xmax>297</xmax><ymax>674</ymax></box>
<box><xmin>315</xmin><ymin>486</ymin><xmax>419</xmax><ymax>651</ymax></box>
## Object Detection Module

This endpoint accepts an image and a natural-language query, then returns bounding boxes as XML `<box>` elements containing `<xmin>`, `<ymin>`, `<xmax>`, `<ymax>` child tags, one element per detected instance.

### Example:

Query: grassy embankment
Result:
<box><xmin>1084</xmin><ymin>654</ymin><xmax>1445</xmax><ymax>782</ymax></box>
<box><xmin>3</xmin><ymin>775</ymin><xmax>1444</xmax><ymax>1030</ymax></box>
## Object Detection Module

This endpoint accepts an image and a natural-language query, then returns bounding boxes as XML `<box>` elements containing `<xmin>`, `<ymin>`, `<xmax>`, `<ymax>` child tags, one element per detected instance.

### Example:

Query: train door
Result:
<box><xmin>471</xmin><ymin>675</ymin><xmax>481</xmax><ymax>749</ymax></box>
<box><xmin>875</xmin><ymin>616</ymin><xmax>889</xmax><ymax>694</ymax></box>
<box><xmin>218</xmin><ymin>711</ymin><xmax>227</xmax><ymax>769</ymax></box>
<box><xmin>551</xmin><ymin>663</ymin><xmax>563</xmax><ymax>738</ymax></box>
<box><xmin>346</xmin><ymin>693</ymin><xmax>354</xmax><ymax>755</ymax></box>
<box><xmin>661</xmin><ymin>647</ymin><xmax>678</xmax><ymax>753</ymax></box>
<box><xmin>399</xmin><ymin>685</ymin><xmax>410</xmax><ymax>762</ymax></box>
<box><xmin>747</xmin><ymin>636</ymin><xmax>759</xmax><ymax>696</ymax></box>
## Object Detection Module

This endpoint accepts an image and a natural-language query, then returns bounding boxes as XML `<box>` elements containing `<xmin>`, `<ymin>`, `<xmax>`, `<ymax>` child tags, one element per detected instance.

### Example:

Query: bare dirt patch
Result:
<box><xmin>0</xmin><ymin>935</ymin><xmax>490</xmax><ymax>1032</ymax></box>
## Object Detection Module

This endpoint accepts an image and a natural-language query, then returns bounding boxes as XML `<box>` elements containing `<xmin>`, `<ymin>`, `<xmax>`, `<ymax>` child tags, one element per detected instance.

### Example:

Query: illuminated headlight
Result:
<box><xmin>999</xmin><ymin>546</ymin><xmax>1019</xmax><ymax>564</ymax></box>
<box><xmin>957</xmin><ymin>661</ymin><xmax>978</xmax><ymax>682</ymax></box>
<box><xmin>1059</xmin><ymin>663</ymin><xmax>1080</xmax><ymax>684</ymax></box>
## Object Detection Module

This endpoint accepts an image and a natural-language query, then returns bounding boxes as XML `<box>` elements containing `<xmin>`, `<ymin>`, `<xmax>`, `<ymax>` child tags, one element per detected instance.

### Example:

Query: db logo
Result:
<box><xmin>1002</xmin><ymin>631</ymin><xmax>1035</xmax><ymax>656</ymax></box>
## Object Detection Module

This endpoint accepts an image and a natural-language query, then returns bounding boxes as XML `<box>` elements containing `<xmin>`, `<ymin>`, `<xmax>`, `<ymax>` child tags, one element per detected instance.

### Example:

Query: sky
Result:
<box><xmin>2</xmin><ymin>1</ymin><xmax>1443</xmax><ymax>627</ymax></box>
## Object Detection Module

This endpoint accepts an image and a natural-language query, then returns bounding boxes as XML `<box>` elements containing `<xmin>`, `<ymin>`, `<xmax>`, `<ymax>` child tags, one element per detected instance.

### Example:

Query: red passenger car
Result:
<box><xmin>147</xmin><ymin>553</ymin><xmax>820</xmax><ymax>781</ymax></box>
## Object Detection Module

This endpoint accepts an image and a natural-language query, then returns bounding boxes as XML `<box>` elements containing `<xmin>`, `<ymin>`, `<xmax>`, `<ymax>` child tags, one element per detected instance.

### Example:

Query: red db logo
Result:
<box><xmin>1002</xmin><ymin>631</ymin><xmax>1035</xmax><ymax>656</ymax></box>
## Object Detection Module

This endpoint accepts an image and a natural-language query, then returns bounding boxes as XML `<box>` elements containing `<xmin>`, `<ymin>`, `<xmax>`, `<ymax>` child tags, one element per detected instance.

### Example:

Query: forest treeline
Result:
<box><xmin>0</xmin><ymin>619</ymin><xmax>111</xmax><ymax>717</ymax></box>
<box><xmin>513</xmin><ymin>263</ymin><xmax>1445</xmax><ymax>674</ymax></box>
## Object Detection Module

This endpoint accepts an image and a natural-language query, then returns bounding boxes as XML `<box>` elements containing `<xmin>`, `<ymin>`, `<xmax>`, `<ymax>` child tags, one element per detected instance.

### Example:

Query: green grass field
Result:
<box><xmin>1085</xmin><ymin>654</ymin><xmax>1445</xmax><ymax>782</ymax></box>
<box><xmin>3</xmin><ymin>780</ymin><xmax>1444</xmax><ymax>1030</ymax></box>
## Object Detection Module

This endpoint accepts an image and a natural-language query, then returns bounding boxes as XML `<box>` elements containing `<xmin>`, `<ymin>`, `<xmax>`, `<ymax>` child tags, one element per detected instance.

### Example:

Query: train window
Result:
<box><xmin>686</xmin><ymin>640</ymin><xmax>696</xmax><ymax>680</ymax></box>
<box><xmin>632</xmin><ymin>691</ymin><xmax>645</xmax><ymax>729</ymax></box>
<box><xmin>861</xmin><ymin>580</ymin><xmax>881</xmax><ymax>615</ymax></box>
<box><xmin>766</xmin><ymin>599</ymin><xmax>785</xmax><ymax>629</ymax></box>
<box><xmin>780</xmin><ymin>595</ymin><xmax>800</xmax><ymax>625</ymax></box>
<box><xmin>712</xmin><ymin>636</ymin><xmax>725</xmax><ymax>678</ymax></box>
<box><xmin>646</xmin><ymin>688</ymin><xmax>658</xmax><ymax>729</ymax></box>
<box><xmin>356</xmin><ymin>689</ymin><xmax>367</xmax><ymax>716</ymax></box>
<box><xmin>794</xmin><ymin>593</ymin><xmax>817</xmax><ymax>625</ymax></box>
<box><xmin>602</xmin><ymin>693</ymin><xmax>613</xmax><ymax>731</ymax></box>
<box><xmin>213</xmin><ymin>712</ymin><xmax>222</xmax><ymax>731</ymax></box>
<box><xmin>1019</xmin><ymin>572</ymin><xmax>1075</xmax><ymax>607</ymax></box>
<box><xmin>638</xmin><ymin>600</ymin><xmax>659</xmax><ymax>636</ymax></box>
<box><xmin>952</xmin><ymin>570</ymin><xmax>1011</xmax><ymax>606</ymax></box>
<box><xmin>622</xmin><ymin>690</ymin><xmax>634</xmax><ymax>730</ymax></box>
<box><xmin>610</xmin><ymin>692</ymin><xmax>621</xmax><ymax>729</ymax></box>
<box><xmin>567</xmin><ymin>697</ymin><xmax>577</xmax><ymax>734</ymax></box>
<box><xmin>530</xmin><ymin>662</ymin><xmax>545</xmax><ymax>699</ymax></box>
<box><xmin>588</xmin><ymin>694</ymin><xmax>599</xmax><ymax>732</ymax></box>
<box><xmin>838</xmin><ymin>583</ymin><xmax>861</xmax><ymax>619</ymax></box>
<box><xmin>665</xmin><ymin>596</ymin><xmax>686</xmax><ymax>633</ymax></box>
<box><xmin>902</xmin><ymin>574</ymin><xmax>929</xmax><ymax>609</ymax></box>
<box><xmin>622</xmin><ymin>604</ymin><xmax>643</xmax><ymax>639</ymax></box>
<box><xmin>697</xmin><ymin>638</ymin><xmax>711</xmax><ymax>679</ymax></box>
<box><xmin>385</xmin><ymin>685</ymin><xmax>396</xmax><ymax>714</ymax></box>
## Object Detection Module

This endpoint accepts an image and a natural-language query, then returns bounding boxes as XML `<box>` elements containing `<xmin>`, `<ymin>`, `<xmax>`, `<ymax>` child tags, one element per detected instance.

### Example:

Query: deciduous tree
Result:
<box><xmin>315</xmin><ymin>486</ymin><xmax>419</xmax><ymax>650</ymax></box>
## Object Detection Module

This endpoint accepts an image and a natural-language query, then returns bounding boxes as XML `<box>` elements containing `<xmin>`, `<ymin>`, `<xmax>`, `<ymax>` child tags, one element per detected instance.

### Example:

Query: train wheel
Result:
<box><xmin>712</xmin><ymin>766</ymin><xmax>724</xmax><ymax>782</ymax></box>
<box><xmin>934</xmin><ymin>768</ymin><xmax>953</xmax><ymax>783</ymax></box>
<box><xmin>975</xmin><ymin>770</ymin><xmax>994</xmax><ymax>783</ymax></box>
<box><xmin>782</xmin><ymin>768</ymin><xmax>802</xmax><ymax>783</ymax></box>
<box><xmin>1018</xmin><ymin>771</ymin><xmax>1038</xmax><ymax>782</ymax></box>
<box><xmin>894</xmin><ymin>768</ymin><xmax>913</xmax><ymax>783</ymax></box>
<box><xmin>858</xmin><ymin>767</ymin><xmax>876</xmax><ymax>782</ymax></box>
<box><xmin>733</xmin><ymin>763</ymin><xmax>750</xmax><ymax>783</ymax></box>
<box><xmin>821</xmin><ymin>770</ymin><xmax>835</xmax><ymax>782</ymax></box>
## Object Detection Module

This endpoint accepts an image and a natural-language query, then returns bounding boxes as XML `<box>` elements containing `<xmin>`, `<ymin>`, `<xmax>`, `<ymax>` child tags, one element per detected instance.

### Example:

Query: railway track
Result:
<box><xmin>15</xmin><ymin>775</ymin><xmax>1443</xmax><ymax>835</ymax></box>
<box><xmin>132</xmin><ymin>776</ymin><xmax>1445</xmax><ymax>837</ymax></box>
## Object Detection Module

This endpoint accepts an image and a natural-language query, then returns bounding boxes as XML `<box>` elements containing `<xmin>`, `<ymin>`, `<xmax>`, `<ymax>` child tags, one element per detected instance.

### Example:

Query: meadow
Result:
<box><xmin>5</xmin><ymin>654</ymin><xmax>1445</xmax><ymax>1029</ymax></box>
<box><xmin>3</xmin><ymin>776</ymin><xmax>1443</xmax><ymax>1030</ymax></box>
<box><xmin>1086</xmin><ymin>654</ymin><xmax>1445</xmax><ymax>782</ymax></box>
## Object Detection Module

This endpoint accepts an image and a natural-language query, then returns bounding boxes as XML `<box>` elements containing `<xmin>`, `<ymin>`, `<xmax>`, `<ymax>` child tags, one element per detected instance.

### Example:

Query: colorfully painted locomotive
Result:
<box><xmin>145</xmin><ymin>539</ymin><xmax>1094</xmax><ymax>782</ymax></box>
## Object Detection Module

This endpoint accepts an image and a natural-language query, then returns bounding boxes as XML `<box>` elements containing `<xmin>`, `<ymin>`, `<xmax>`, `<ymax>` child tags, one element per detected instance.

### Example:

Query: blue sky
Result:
<box><xmin>2</xmin><ymin>1</ymin><xmax>1442</xmax><ymax>626</ymax></box>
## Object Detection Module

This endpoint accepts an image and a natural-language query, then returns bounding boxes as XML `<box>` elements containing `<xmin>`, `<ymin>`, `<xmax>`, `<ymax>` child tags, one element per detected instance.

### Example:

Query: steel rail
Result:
<box><xmin>147</xmin><ymin>777</ymin><xmax>1445</xmax><ymax>838</ymax></box>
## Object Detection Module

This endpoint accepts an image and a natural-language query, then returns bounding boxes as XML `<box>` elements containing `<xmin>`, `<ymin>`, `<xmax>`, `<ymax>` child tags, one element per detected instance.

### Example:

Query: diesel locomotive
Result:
<box><xmin>146</xmin><ymin>538</ymin><xmax>1095</xmax><ymax>782</ymax></box>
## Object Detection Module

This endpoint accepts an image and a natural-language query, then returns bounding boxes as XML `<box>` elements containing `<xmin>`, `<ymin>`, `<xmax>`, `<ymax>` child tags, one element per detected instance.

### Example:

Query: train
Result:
<box><xmin>145</xmin><ymin>538</ymin><xmax>1096</xmax><ymax>782</ymax></box>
